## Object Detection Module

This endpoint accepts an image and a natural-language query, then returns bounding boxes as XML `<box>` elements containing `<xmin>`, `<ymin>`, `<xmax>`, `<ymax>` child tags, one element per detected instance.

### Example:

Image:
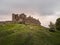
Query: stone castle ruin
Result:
<box><xmin>12</xmin><ymin>13</ymin><xmax>41</xmax><ymax>25</ymax></box>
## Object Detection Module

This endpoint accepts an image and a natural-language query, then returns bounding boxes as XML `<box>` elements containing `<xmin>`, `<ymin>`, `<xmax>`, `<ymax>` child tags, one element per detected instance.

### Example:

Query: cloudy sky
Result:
<box><xmin>0</xmin><ymin>0</ymin><xmax>60</xmax><ymax>27</ymax></box>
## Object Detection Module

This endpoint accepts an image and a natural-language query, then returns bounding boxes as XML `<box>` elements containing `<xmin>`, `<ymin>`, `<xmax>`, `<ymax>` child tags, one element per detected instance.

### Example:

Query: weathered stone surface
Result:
<box><xmin>12</xmin><ymin>13</ymin><xmax>41</xmax><ymax>25</ymax></box>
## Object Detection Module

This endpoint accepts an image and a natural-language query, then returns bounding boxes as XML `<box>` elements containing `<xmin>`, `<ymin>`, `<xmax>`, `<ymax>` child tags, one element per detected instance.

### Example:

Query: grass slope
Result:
<box><xmin>0</xmin><ymin>23</ymin><xmax>60</xmax><ymax>45</ymax></box>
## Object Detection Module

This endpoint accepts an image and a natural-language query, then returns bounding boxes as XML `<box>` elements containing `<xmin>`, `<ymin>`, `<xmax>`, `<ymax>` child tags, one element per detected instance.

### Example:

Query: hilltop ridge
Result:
<box><xmin>0</xmin><ymin>23</ymin><xmax>60</xmax><ymax>45</ymax></box>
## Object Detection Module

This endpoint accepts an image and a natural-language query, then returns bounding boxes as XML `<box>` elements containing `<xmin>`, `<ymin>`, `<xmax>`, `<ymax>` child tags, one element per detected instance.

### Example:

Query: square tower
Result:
<box><xmin>12</xmin><ymin>13</ymin><xmax>19</xmax><ymax>22</ymax></box>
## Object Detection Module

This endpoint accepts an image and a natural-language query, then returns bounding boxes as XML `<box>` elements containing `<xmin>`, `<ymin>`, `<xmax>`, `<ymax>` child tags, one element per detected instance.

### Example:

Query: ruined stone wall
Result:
<box><xmin>25</xmin><ymin>16</ymin><xmax>41</xmax><ymax>25</ymax></box>
<box><xmin>12</xmin><ymin>13</ymin><xmax>41</xmax><ymax>25</ymax></box>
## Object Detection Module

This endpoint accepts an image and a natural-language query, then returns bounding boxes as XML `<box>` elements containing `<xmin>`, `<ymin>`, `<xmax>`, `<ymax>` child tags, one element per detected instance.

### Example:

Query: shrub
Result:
<box><xmin>56</xmin><ymin>18</ymin><xmax>60</xmax><ymax>30</ymax></box>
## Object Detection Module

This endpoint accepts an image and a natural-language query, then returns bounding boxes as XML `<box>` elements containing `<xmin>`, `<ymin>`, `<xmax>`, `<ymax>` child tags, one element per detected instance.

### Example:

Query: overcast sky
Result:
<box><xmin>0</xmin><ymin>0</ymin><xmax>60</xmax><ymax>27</ymax></box>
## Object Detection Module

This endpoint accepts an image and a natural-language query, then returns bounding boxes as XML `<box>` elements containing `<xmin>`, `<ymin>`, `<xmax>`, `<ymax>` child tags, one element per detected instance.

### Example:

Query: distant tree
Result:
<box><xmin>49</xmin><ymin>22</ymin><xmax>55</xmax><ymax>32</ymax></box>
<box><xmin>56</xmin><ymin>18</ymin><xmax>60</xmax><ymax>30</ymax></box>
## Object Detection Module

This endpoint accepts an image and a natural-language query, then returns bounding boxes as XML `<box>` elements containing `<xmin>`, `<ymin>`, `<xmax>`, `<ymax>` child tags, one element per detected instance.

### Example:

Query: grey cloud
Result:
<box><xmin>0</xmin><ymin>0</ymin><xmax>60</xmax><ymax>15</ymax></box>
<box><xmin>0</xmin><ymin>6</ymin><xmax>11</xmax><ymax>15</ymax></box>
<box><xmin>0</xmin><ymin>10</ymin><xmax>10</xmax><ymax>15</ymax></box>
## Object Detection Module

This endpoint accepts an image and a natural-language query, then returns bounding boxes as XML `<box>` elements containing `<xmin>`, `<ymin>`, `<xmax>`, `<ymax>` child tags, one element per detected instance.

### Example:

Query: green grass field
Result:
<box><xmin>0</xmin><ymin>23</ymin><xmax>60</xmax><ymax>45</ymax></box>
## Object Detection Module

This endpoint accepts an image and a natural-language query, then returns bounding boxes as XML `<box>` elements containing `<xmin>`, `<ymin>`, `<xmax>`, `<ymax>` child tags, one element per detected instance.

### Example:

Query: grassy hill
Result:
<box><xmin>0</xmin><ymin>23</ymin><xmax>60</xmax><ymax>45</ymax></box>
